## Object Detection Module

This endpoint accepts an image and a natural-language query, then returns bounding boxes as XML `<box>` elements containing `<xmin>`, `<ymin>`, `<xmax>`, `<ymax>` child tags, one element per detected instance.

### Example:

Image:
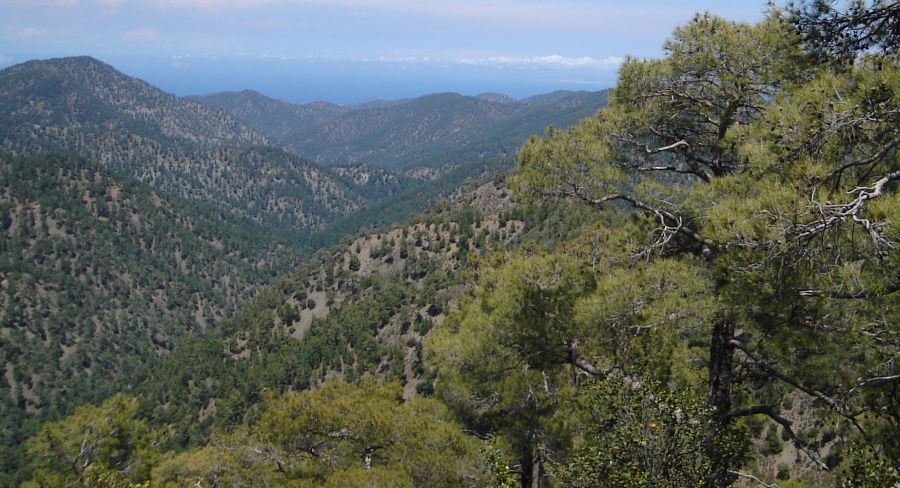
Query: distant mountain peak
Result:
<box><xmin>1</xmin><ymin>55</ymin><xmax>363</xmax><ymax>233</ymax></box>
<box><xmin>476</xmin><ymin>92</ymin><xmax>517</xmax><ymax>104</ymax></box>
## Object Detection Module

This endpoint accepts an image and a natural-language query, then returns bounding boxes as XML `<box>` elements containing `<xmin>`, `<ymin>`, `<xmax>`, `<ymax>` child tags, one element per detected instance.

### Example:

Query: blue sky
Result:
<box><xmin>0</xmin><ymin>0</ymin><xmax>766</xmax><ymax>104</ymax></box>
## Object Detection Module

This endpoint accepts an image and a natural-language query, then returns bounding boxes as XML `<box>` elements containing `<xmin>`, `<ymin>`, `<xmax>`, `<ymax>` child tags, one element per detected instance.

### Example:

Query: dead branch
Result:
<box><xmin>730</xmin><ymin>339</ymin><xmax>870</xmax><ymax>438</ymax></box>
<box><xmin>725</xmin><ymin>405</ymin><xmax>829</xmax><ymax>471</ymax></box>
<box><xmin>791</xmin><ymin>171</ymin><xmax>899</xmax><ymax>254</ymax></box>
<box><xmin>727</xmin><ymin>470</ymin><xmax>779</xmax><ymax>488</ymax></box>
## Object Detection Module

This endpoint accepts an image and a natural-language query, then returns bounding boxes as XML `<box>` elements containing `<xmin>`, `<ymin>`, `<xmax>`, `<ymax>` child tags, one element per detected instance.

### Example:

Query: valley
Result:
<box><xmin>0</xmin><ymin>55</ymin><xmax>609</xmax><ymax>485</ymax></box>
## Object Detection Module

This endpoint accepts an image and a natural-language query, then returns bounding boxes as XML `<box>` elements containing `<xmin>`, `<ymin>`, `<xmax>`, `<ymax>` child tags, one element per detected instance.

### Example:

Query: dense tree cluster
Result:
<box><xmin>427</xmin><ymin>2</ymin><xmax>897</xmax><ymax>486</ymax></box>
<box><xmin>23</xmin><ymin>381</ymin><xmax>485</xmax><ymax>487</ymax></box>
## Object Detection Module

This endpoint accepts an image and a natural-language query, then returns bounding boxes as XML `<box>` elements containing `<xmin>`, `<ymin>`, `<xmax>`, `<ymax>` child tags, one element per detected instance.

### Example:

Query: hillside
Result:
<box><xmin>0</xmin><ymin>56</ymin><xmax>264</xmax><ymax>147</ymax></box>
<box><xmin>186</xmin><ymin>90</ymin><xmax>349</xmax><ymax>145</ymax></box>
<box><xmin>329</xmin><ymin>163</ymin><xmax>414</xmax><ymax>201</ymax></box>
<box><xmin>127</xmin><ymin>177</ymin><xmax>597</xmax><ymax>447</ymax></box>
<box><xmin>193</xmin><ymin>89</ymin><xmax>609</xmax><ymax>170</ymax></box>
<box><xmin>0</xmin><ymin>57</ymin><xmax>362</xmax><ymax>233</ymax></box>
<box><xmin>0</xmin><ymin>153</ymin><xmax>305</xmax><ymax>480</ymax></box>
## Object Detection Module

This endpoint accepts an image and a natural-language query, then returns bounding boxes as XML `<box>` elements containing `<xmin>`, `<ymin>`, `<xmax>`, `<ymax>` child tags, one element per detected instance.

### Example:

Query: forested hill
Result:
<box><xmin>0</xmin><ymin>57</ymin><xmax>362</xmax><ymax>233</ymax></box>
<box><xmin>0</xmin><ymin>56</ymin><xmax>264</xmax><ymax>147</ymax></box>
<box><xmin>0</xmin><ymin>152</ymin><xmax>305</xmax><ymax>481</ymax></box>
<box><xmin>192</xmin><ymin>89</ymin><xmax>609</xmax><ymax>170</ymax></box>
<box><xmin>186</xmin><ymin>90</ymin><xmax>350</xmax><ymax>146</ymax></box>
<box><xmin>70</xmin><ymin>178</ymin><xmax>596</xmax><ymax>486</ymax></box>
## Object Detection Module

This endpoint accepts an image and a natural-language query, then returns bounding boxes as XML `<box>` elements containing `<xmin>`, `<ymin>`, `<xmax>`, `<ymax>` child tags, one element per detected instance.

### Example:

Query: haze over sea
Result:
<box><xmin>1</xmin><ymin>0</ymin><xmax>762</xmax><ymax>103</ymax></box>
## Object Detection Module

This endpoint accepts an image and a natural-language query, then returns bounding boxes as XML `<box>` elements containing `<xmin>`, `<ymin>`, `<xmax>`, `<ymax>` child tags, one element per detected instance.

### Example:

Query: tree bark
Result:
<box><xmin>706</xmin><ymin>319</ymin><xmax>735</xmax><ymax>487</ymax></box>
<box><xmin>519</xmin><ymin>452</ymin><xmax>533</xmax><ymax>488</ymax></box>
<box><xmin>531</xmin><ymin>443</ymin><xmax>543</xmax><ymax>488</ymax></box>
<box><xmin>519</xmin><ymin>437</ymin><xmax>544</xmax><ymax>488</ymax></box>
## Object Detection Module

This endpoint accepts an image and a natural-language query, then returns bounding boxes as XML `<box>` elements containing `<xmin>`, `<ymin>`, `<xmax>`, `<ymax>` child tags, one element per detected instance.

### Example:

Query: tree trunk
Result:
<box><xmin>706</xmin><ymin>319</ymin><xmax>735</xmax><ymax>487</ymax></box>
<box><xmin>519</xmin><ymin>437</ymin><xmax>544</xmax><ymax>488</ymax></box>
<box><xmin>708</xmin><ymin>320</ymin><xmax>734</xmax><ymax>417</ymax></box>
<box><xmin>520</xmin><ymin>452</ymin><xmax>533</xmax><ymax>488</ymax></box>
<box><xmin>531</xmin><ymin>443</ymin><xmax>542</xmax><ymax>488</ymax></box>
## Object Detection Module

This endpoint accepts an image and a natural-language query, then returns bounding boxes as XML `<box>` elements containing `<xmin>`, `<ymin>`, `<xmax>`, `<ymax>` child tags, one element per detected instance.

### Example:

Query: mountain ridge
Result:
<box><xmin>192</xmin><ymin>87</ymin><xmax>609</xmax><ymax>170</ymax></box>
<box><xmin>1</xmin><ymin>56</ymin><xmax>266</xmax><ymax>147</ymax></box>
<box><xmin>0</xmin><ymin>56</ymin><xmax>362</xmax><ymax>233</ymax></box>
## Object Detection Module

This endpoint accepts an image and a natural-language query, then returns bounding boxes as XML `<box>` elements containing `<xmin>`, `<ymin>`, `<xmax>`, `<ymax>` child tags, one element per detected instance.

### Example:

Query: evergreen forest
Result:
<box><xmin>1</xmin><ymin>1</ymin><xmax>898</xmax><ymax>487</ymax></box>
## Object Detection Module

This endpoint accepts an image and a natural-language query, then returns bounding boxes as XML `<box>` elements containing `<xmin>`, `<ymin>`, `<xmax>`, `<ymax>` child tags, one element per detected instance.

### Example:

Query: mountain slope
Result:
<box><xmin>0</xmin><ymin>153</ymin><xmax>306</xmax><ymax>480</ymax></box>
<box><xmin>0</xmin><ymin>56</ymin><xmax>265</xmax><ymax>147</ymax></box>
<box><xmin>113</xmin><ymin>176</ymin><xmax>598</xmax><ymax>454</ymax></box>
<box><xmin>0</xmin><ymin>57</ymin><xmax>361</xmax><ymax>232</ymax></box>
<box><xmin>187</xmin><ymin>90</ymin><xmax>349</xmax><ymax>145</ymax></box>
<box><xmin>194</xmin><ymin>89</ymin><xmax>609</xmax><ymax>170</ymax></box>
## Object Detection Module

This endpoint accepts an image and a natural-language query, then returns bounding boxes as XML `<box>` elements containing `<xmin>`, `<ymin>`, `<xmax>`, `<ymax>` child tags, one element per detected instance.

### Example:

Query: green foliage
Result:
<box><xmin>573</xmin><ymin>258</ymin><xmax>718</xmax><ymax>383</ymax></box>
<box><xmin>480</xmin><ymin>441</ymin><xmax>521</xmax><ymax>488</ymax></box>
<box><xmin>427</xmin><ymin>253</ymin><xmax>592</xmax><ymax>485</ymax></box>
<box><xmin>552</xmin><ymin>374</ymin><xmax>743</xmax><ymax>488</ymax></box>
<box><xmin>9</xmin><ymin>4</ymin><xmax>900</xmax><ymax>488</ymax></box>
<box><xmin>153</xmin><ymin>379</ymin><xmax>485</xmax><ymax>487</ymax></box>
<box><xmin>305</xmin><ymin>158</ymin><xmax>515</xmax><ymax>249</ymax></box>
<box><xmin>24</xmin><ymin>394</ymin><xmax>162</xmax><ymax>487</ymax></box>
<box><xmin>777</xmin><ymin>463</ymin><xmax>791</xmax><ymax>481</ymax></box>
<box><xmin>115</xmin><ymin>193</ymin><xmax>521</xmax><ymax>460</ymax></box>
<box><xmin>761</xmin><ymin>425</ymin><xmax>784</xmax><ymax>456</ymax></box>
<box><xmin>428</xmin><ymin>250</ymin><xmax>735</xmax><ymax>486</ymax></box>
<box><xmin>502</xmin><ymin>4</ymin><xmax>897</xmax><ymax>485</ymax></box>
<box><xmin>789</xmin><ymin>0</ymin><xmax>899</xmax><ymax>67</ymax></box>
<box><xmin>839</xmin><ymin>448</ymin><xmax>900</xmax><ymax>488</ymax></box>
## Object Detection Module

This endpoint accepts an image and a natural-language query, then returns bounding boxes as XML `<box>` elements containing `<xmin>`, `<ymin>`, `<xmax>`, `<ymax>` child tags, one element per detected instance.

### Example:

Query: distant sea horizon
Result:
<box><xmin>0</xmin><ymin>53</ymin><xmax>617</xmax><ymax>106</ymax></box>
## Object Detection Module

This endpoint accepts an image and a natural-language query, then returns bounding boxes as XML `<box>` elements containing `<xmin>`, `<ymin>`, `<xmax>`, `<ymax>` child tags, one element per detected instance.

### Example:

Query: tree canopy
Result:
<box><xmin>433</xmin><ymin>4</ymin><xmax>899</xmax><ymax>486</ymax></box>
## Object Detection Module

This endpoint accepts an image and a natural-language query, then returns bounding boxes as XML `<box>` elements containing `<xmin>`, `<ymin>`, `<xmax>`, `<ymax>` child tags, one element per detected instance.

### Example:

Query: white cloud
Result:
<box><xmin>163</xmin><ymin>52</ymin><xmax>624</xmax><ymax>71</ymax></box>
<box><xmin>457</xmin><ymin>55</ymin><xmax>624</xmax><ymax>69</ymax></box>
<box><xmin>15</xmin><ymin>27</ymin><xmax>46</xmax><ymax>37</ymax></box>
<box><xmin>2</xmin><ymin>0</ymin><xmax>79</xmax><ymax>5</ymax></box>
<box><xmin>154</xmin><ymin>0</ymin><xmax>276</xmax><ymax>8</ymax></box>
<box><xmin>122</xmin><ymin>28</ymin><xmax>159</xmax><ymax>41</ymax></box>
<box><xmin>369</xmin><ymin>54</ymin><xmax>623</xmax><ymax>70</ymax></box>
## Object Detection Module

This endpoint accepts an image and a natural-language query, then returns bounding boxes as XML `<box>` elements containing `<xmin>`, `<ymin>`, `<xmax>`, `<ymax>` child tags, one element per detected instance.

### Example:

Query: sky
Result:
<box><xmin>0</xmin><ymin>0</ymin><xmax>766</xmax><ymax>104</ymax></box>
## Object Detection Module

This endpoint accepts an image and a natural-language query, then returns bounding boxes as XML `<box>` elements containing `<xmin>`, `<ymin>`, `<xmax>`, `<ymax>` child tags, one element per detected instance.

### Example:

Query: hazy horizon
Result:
<box><xmin>1</xmin><ymin>0</ymin><xmax>766</xmax><ymax>104</ymax></box>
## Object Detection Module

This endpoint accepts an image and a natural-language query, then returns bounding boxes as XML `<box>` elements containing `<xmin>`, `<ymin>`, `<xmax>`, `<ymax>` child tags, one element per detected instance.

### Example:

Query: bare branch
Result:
<box><xmin>566</xmin><ymin>340</ymin><xmax>604</xmax><ymax>376</ymax></box>
<box><xmin>798</xmin><ymin>282</ymin><xmax>899</xmax><ymax>299</ymax></box>
<box><xmin>731</xmin><ymin>340</ymin><xmax>843</xmax><ymax>412</ymax></box>
<box><xmin>730</xmin><ymin>339</ymin><xmax>872</xmax><ymax>439</ymax></box>
<box><xmin>828</xmin><ymin>137</ymin><xmax>900</xmax><ymax>180</ymax></box>
<box><xmin>535</xmin><ymin>187</ymin><xmax>716</xmax><ymax>252</ymax></box>
<box><xmin>538</xmin><ymin>189</ymin><xmax>718</xmax><ymax>253</ymax></box>
<box><xmin>462</xmin><ymin>429</ymin><xmax>493</xmax><ymax>441</ymax></box>
<box><xmin>791</xmin><ymin>171</ymin><xmax>900</xmax><ymax>254</ymax></box>
<box><xmin>725</xmin><ymin>405</ymin><xmax>829</xmax><ymax>471</ymax></box>
<box><xmin>845</xmin><ymin>374</ymin><xmax>900</xmax><ymax>401</ymax></box>
<box><xmin>727</xmin><ymin>470</ymin><xmax>779</xmax><ymax>488</ymax></box>
<box><xmin>636</xmin><ymin>164</ymin><xmax>710</xmax><ymax>178</ymax></box>
<box><xmin>645</xmin><ymin>140</ymin><xmax>690</xmax><ymax>154</ymax></box>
